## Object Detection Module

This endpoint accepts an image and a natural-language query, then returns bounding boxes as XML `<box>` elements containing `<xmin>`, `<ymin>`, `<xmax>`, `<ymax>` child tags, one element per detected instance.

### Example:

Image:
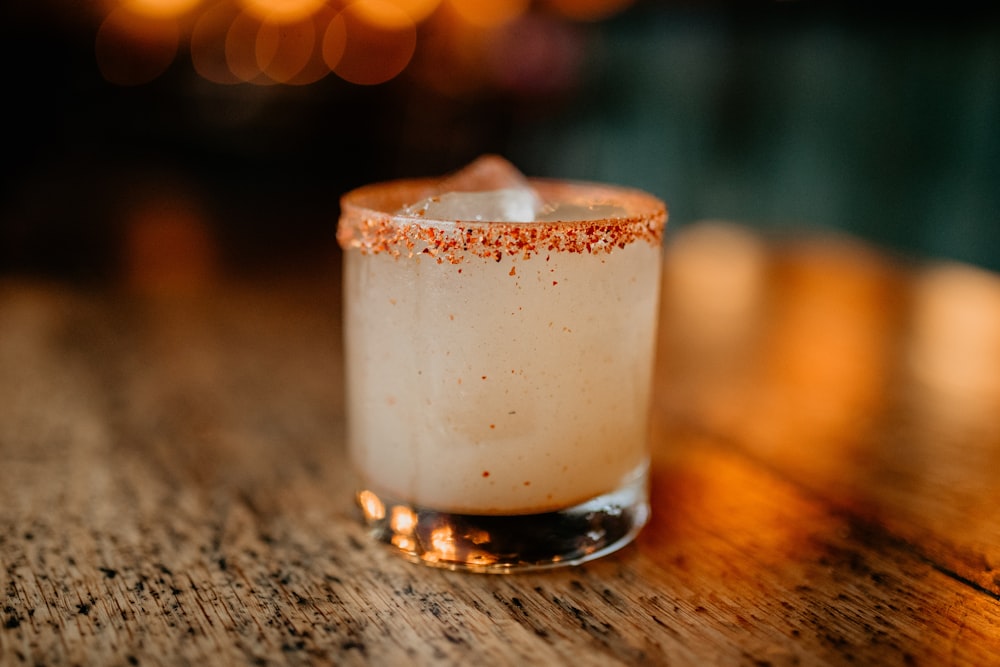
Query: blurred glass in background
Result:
<box><xmin>1</xmin><ymin>0</ymin><xmax>997</xmax><ymax>281</ymax></box>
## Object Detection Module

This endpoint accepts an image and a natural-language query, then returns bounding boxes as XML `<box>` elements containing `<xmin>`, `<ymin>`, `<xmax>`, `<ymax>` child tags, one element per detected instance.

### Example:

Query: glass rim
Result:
<box><xmin>337</xmin><ymin>177</ymin><xmax>667</xmax><ymax>262</ymax></box>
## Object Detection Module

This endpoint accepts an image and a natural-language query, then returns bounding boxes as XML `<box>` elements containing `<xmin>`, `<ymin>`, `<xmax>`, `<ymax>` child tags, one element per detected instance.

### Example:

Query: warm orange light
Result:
<box><xmin>645</xmin><ymin>444</ymin><xmax>828</xmax><ymax>569</ymax></box>
<box><xmin>226</xmin><ymin>11</ymin><xmax>271</xmax><ymax>83</ymax></box>
<box><xmin>428</xmin><ymin>526</ymin><xmax>457</xmax><ymax>561</ymax></box>
<box><xmin>910</xmin><ymin>263</ymin><xmax>1000</xmax><ymax>402</ymax></box>
<box><xmin>321</xmin><ymin>11</ymin><xmax>347</xmax><ymax>73</ymax></box>
<box><xmin>239</xmin><ymin>0</ymin><xmax>327</xmax><ymax>24</ymax></box>
<box><xmin>283</xmin><ymin>5</ymin><xmax>337</xmax><ymax>85</ymax></box>
<box><xmin>391</xmin><ymin>534</ymin><xmax>416</xmax><ymax>551</ymax></box>
<box><xmin>407</xmin><ymin>7</ymin><xmax>493</xmax><ymax>96</ymax></box>
<box><xmin>390</xmin><ymin>505</ymin><xmax>417</xmax><ymax>534</ymax></box>
<box><xmin>123</xmin><ymin>0</ymin><xmax>203</xmax><ymax>19</ymax></box>
<box><xmin>96</xmin><ymin>8</ymin><xmax>179</xmax><ymax>85</ymax></box>
<box><xmin>358</xmin><ymin>490</ymin><xmax>386</xmax><ymax>521</ymax></box>
<box><xmin>396</xmin><ymin>0</ymin><xmax>444</xmax><ymax>23</ymax></box>
<box><xmin>748</xmin><ymin>241</ymin><xmax>898</xmax><ymax>463</ymax></box>
<box><xmin>544</xmin><ymin>0</ymin><xmax>633</xmax><ymax>22</ymax></box>
<box><xmin>663</xmin><ymin>221</ymin><xmax>767</xmax><ymax>353</ymax></box>
<box><xmin>352</xmin><ymin>0</ymin><xmax>441</xmax><ymax>27</ymax></box>
<box><xmin>326</xmin><ymin>2</ymin><xmax>417</xmax><ymax>85</ymax></box>
<box><xmin>191</xmin><ymin>1</ymin><xmax>244</xmax><ymax>84</ymax></box>
<box><xmin>256</xmin><ymin>17</ymin><xmax>315</xmax><ymax>83</ymax></box>
<box><xmin>446</xmin><ymin>0</ymin><xmax>527</xmax><ymax>28</ymax></box>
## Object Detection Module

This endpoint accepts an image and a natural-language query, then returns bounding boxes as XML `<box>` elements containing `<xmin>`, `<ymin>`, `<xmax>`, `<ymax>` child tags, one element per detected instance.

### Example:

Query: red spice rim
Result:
<box><xmin>337</xmin><ymin>177</ymin><xmax>667</xmax><ymax>262</ymax></box>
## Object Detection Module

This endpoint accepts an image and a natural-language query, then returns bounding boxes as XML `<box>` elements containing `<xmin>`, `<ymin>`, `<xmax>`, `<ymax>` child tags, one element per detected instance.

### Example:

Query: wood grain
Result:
<box><xmin>2</xmin><ymin>229</ymin><xmax>999</xmax><ymax>665</ymax></box>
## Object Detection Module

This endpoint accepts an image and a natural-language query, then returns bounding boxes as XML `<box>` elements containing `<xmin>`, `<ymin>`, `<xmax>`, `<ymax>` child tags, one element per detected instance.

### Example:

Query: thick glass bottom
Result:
<box><xmin>355</xmin><ymin>470</ymin><xmax>649</xmax><ymax>573</ymax></box>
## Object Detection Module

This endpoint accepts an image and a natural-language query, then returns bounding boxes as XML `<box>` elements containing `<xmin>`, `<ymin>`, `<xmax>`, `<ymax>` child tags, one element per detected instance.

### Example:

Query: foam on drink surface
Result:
<box><xmin>338</xmin><ymin>156</ymin><xmax>666</xmax><ymax>514</ymax></box>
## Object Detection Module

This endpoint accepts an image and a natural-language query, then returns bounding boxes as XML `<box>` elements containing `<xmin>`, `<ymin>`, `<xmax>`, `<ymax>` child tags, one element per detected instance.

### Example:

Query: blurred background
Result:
<box><xmin>2</xmin><ymin>0</ymin><xmax>998</xmax><ymax>283</ymax></box>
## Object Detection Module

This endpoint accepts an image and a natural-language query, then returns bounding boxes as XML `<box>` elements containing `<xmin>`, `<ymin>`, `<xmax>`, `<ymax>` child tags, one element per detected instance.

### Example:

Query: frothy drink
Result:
<box><xmin>338</xmin><ymin>156</ymin><xmax>666</xmax><ymax>571</ymax></box>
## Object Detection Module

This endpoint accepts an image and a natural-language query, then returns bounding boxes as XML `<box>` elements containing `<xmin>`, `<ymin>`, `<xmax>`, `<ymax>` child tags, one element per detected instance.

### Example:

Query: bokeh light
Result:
<box><xmin>352</xmin><ymin>0</ymin><xmax>441</xmax><ymax>27</ymax></box>
<box><xmin>97</xmin><ymin>0</ymin><xmax>626</xmax><ymax>87</ymax></box>
<box><xmin>663</xmin><ymin>221</ymin><xmax>767</xmax><ymax>354</ymax></box>
<box><xmin>326</xmin><ymin>1</ymin><xmax>417</xmax><ymax>85</ymax></box>
<box><xmin>909</xmin><ymin>263</ymin><xmax>1000</xmax><ymax>403</ymax></box>
<box><xmin>446</xmin><ymin>0</ymin><xmax>528</xmax><ymax>29</ymax></box>
<box><xmin>408</xmin><ymin>9</ymin><xmax>495</xmax><ymax>96</ymax></box>
<box><xmin>283</xmin><ymin>5</ymin><xmax>338</xmax><ymax>84</ymax></box>
<box><xmin>239</xmin><ymin>0</ymin><xmax>327</xmax><ymax>24</ymax></box>
<box><xmin>226</xmin><ymin>10</ymin><xmax>272</xmax><ymax>83</ymax></box>
<box><xmin>122</xmin><ymin>0</ymin><xmax>204</xmax><ymax>19</ymax></box>
<box><xmin>358</xmin><ymin>490</ymin><xmax>386</xmax><ymax>521</ymax></box>
<box><xmin>191</xmin><ymin>1</ymin><xmax>245</xmax><ymax>84</ymax></box>
<box><xmin>96</xmin><ymin>8</ymin><xmax>180</xmax><ymax>85</ymax></box>
<box><xmin>256</xmin><ymin>18</ymin><xmax>315</xmax><ymax>83</ymax></box>
<box><xmin>749</xmin><ymin>241</ymin><xmax>898</xmax><ymax>461</ymax></box>
<box><xmin>320</xmin><ymin>10</ymin><xmax>347</xmax><ymax>73</ymax></box>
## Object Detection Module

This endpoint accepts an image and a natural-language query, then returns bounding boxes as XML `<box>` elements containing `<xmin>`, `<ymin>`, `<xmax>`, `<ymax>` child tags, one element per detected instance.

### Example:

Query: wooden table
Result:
<box><xmin>2</xmin><ymin>222</ymin><xmax>999</xmax><ymax>665</ymax></box>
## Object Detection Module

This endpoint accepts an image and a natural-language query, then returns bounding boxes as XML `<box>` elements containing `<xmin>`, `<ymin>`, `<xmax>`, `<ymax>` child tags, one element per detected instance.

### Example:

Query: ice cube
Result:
<box><xmin>438</xmin><ymin>154</ymin><xmax>532</xmax><ymax>193</ymax></box>
<box><xmin>398</xmin><ymin>188</ymin><xmax>540</xmax><ymax>222</ymax></box>
<box><xmin>397</xmin><ymin>155</ymin><xmax>541</xmax><ymax>222</ymax></box>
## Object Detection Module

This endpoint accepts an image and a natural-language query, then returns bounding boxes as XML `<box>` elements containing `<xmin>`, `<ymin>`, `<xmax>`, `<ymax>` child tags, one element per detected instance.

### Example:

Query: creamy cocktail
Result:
<box><xmin>338</xmin><ymin>157</ymin><xmax>665</xmax><ymax>571</ymax></box>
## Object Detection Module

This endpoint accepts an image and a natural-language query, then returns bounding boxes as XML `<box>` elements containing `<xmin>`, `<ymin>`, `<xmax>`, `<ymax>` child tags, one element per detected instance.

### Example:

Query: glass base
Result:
<box><xmin>355</xmin><ymin>471</ymin><xmax>649</xmax><ymax>573</ymax></box>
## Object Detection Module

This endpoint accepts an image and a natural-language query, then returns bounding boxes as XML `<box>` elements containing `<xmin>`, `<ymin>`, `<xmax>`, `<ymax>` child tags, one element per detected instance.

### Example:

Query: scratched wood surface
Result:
<box><xmin>2</xmin><ymin>224</ymin><xmax>999</xmax><ymax>666</ymax></box>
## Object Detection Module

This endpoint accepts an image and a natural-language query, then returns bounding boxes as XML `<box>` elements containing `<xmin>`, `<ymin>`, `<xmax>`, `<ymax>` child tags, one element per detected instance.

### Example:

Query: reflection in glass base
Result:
<box><xmin>356</xmin><ymin>472</ymin><xmax>649</xmax><ymax>573</ymax></box>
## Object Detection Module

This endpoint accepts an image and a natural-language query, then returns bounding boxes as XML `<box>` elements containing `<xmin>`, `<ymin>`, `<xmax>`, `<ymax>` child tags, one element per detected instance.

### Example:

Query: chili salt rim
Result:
<box><xmin>336</xmin><ymin>177</ymin><xmax>667</xmax><ymax>264</ymax></box>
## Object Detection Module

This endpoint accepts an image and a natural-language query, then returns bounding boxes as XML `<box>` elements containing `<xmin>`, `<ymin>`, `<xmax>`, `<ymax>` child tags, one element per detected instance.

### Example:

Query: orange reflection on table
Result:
<box><xmin>745</xmin><ymin>238</ymin><xmax>903</xmax><ymax>464</ymax></box>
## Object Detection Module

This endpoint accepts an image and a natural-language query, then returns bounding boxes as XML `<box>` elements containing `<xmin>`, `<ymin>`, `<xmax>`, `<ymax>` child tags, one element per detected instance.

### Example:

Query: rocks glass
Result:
<box><xmin>337</xmin><ymin>157</ymin><xmax>666</xmax><ymax>572</ymax></box>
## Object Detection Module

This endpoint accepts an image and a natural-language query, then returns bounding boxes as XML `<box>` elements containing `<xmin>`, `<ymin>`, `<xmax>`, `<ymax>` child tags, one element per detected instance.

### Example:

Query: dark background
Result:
<box><xmin>2</xmin><ymin>0</ymin><xmax>999</xmax><ymax>282</ymax></box>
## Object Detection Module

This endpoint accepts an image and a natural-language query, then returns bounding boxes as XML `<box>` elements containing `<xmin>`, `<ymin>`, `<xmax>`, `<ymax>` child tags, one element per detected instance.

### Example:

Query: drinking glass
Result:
<box><xmin>338</xmin><ymin>160</ymin><xmax>666</xmax><ymax>572</ymax></box>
